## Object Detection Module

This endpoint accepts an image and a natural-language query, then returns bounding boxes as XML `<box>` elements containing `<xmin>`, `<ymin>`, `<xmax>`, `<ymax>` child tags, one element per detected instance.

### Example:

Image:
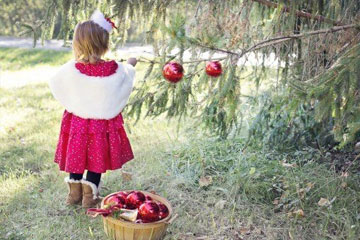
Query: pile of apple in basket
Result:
<box><xmin>87</xmin><ymin>191</ymin><xmax>169</xmax><ymax>223</ymax></box>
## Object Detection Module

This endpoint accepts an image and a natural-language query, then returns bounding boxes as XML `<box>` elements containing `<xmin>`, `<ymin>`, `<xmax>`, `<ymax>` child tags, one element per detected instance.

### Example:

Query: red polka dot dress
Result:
<box><xmin>53</xmin><ymin>60</ymin><xmax>134</xmax><ymax>174</ymax></box>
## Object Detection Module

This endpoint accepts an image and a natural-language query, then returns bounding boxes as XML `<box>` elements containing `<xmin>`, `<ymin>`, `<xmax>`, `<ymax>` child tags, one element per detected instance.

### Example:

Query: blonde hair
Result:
<box><xmin>73</xmin><ymin>21</ymin><xmax>109</xmax><ymax>64</ymax></box>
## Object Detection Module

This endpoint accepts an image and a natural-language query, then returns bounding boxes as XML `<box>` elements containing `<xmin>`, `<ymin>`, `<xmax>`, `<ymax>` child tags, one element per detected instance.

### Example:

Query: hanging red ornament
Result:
<box><xmin>205</xmin><ymin>61</ymin><xmax>222</xmax><ymax>77</ymax></box>
<box><xmin>138</xmin><ymin>201</ymin><xmax>160</xmax><ymax>222</ymax></box>
<box><xmin>162</xmin><ymin>62</ymin><xmax>184</xmax><ymax>83</ymax></box>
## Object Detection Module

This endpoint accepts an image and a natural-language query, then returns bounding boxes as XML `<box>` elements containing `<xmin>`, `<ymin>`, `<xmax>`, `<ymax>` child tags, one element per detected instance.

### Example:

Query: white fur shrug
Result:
<box><xmin>49</xmin><ymin>60</ymin><xmax>135</xmax><ymax>119</ymax></box>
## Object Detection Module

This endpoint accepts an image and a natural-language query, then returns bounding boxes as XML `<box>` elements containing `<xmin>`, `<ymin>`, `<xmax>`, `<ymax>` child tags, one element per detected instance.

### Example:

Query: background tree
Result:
<box><xmin>0</xmin><ymin>0</ymin><xmax>50</xmax><ymax>46</ymax></box>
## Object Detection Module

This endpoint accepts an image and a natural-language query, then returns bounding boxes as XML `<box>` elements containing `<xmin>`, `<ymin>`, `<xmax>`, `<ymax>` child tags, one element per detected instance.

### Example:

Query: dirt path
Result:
<box><xmin>0</xmin><ymin>36</ymin><xmax>70</xmax><ymax>51</ymax></box>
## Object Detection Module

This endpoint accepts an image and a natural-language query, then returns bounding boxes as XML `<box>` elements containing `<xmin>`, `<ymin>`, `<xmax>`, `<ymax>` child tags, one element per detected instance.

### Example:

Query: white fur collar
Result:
<box><xmin>49</xmin><ymin>60</ymin><xmax>135</xmax><ymax>119</ymax></box>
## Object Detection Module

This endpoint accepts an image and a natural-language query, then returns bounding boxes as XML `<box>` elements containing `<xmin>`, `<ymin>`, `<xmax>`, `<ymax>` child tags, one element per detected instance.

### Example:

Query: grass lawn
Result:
<box><xmin>0</xmin><ymin>47</ymin><xmax>359</xmax><ymax>240</ymax></box>
<box><xmin>0</xmin><ymin>47</ymin><xmax>72</xmax><ymax>71</ymax></box>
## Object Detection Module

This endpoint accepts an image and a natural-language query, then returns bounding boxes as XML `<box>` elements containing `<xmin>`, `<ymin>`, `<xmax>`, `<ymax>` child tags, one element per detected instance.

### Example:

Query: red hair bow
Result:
<box><xmin>106</xmin><ymin>17</ymin><xmax>118</xmax><ymax>29</ymax></box>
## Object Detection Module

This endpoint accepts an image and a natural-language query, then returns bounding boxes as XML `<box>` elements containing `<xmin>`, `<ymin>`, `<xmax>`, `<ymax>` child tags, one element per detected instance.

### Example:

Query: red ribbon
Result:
<box><xmin>86</xmin><ymin>204</ymin><xmax>122</xmax><ymax>217</ymax></box>
<box><xmin>105</xmin><ymin>18</ymin><xmax>118</xmax><ymax>29</ymax></box>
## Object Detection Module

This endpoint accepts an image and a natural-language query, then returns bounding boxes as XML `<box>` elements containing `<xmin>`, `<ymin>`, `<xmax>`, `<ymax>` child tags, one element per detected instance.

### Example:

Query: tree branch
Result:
<box><xmin>252</xmin><ymin>0</ymin><xmax>344</xmax><ymax>26</ymax></box>
<box><xmin>132</xmin><ymin>25</ymin><xmax>358</xmax><ymax>65</ymax></box>
<box><xmin>247</xmin><ymin>24</ymin><xmax>357</xmax><ymax>52</ymax></box>
<box><xmin>195</xmin><ymin>24</ymin><xmax>358</xmax><ymax>59</ymax></box>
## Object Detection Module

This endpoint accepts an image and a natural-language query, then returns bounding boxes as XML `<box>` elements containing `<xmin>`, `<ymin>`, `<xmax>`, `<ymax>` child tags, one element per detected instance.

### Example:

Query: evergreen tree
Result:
<box><xmin>35</xmin><ymin>0</ymin><xmax>360</xmax><ymax>147</ymax></box>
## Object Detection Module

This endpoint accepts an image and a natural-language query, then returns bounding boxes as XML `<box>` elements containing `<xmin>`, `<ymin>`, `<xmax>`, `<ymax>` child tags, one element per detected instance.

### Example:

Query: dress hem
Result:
<box><xmin>55</xmin><ymin>156</ymin><xmax>134</xmax><ymax>174</ymax></box>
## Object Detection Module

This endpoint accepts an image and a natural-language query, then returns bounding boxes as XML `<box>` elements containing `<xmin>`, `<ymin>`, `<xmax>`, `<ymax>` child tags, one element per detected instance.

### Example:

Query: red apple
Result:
<box><xmin>126</xmin><ymin>191</ymin><xmax>146</xmax><ymax>209</ymax></box>
<box><xmin>145</xmin><ymin>195</ymin><xmax>152</xmax><ymax>201</ymax></box>
<box><xmin>158</xmin><ymin>203</ymin><xmax>169</xmax><ymax>219</ymax></box>
<box><xmin>205</xmin><ymin>61</ymin><xmax>222</xmax><ymax>77</ymax></box>
<box><xmin>162</xmin><ymin>62</ymin><xmax>184</xmax><ymax>83</ymax></box>
<box><xmin>139</xmin><ymin>201</ymin><xmax>160</xmax><ymax>222</ymax></box>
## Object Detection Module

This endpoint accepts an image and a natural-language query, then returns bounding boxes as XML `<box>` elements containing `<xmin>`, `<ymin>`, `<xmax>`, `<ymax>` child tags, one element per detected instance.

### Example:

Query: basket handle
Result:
<box><xmin>165</xmin><ymin>214</ymin><xmax>178</xmax><ymax>225</ymax></box>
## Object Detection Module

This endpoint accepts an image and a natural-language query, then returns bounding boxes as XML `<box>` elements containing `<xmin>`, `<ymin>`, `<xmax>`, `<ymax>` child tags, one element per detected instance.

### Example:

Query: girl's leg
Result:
<box><xmin>81</xmin><ymin>171</ymin><xmax>102</xmax><ymax>208</ymax></box>
<box><xmin>69</xmin><ymin>173</ymin><xmax>83</xmax><ymax>180</ymax></box>
<box><xmin>85</xmin><ymin>171</ymin><xmax>101</xmax><ymax>187</ymax></box>
<box><xmin>65</xmin><ymin>173</ymin><xmax>83</xmax><ymax>205</ymax></box>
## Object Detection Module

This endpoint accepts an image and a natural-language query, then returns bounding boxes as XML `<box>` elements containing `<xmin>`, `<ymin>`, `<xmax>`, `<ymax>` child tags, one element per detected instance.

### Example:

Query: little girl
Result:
<box><xmin>49</xmin><ymin>10</ymin><xmax>137</xmax><ymax>208</ymax></box>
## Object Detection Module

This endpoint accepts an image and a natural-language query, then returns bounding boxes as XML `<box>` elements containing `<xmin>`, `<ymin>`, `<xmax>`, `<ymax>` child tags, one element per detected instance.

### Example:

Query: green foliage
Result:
<box><xmin>249</xmin><ymin>91</ymin><xmax>335</xmax><ymax>151</ymax></box>
<box><xmin>292</xmin><ymin>43</ymin><xmax>360</xmax><ymax>148</ymax></box>
<box><xmin>0</xmin><ymin>0</ymin><xmax>47</xmax><ymax>36</ymax></box>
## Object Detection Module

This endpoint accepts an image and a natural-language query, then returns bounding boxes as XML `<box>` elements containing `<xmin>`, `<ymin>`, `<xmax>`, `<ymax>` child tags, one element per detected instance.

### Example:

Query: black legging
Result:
<box><xmin>69</xmin><ymin>171</ymin><xmax>101</xmax><ymax>187</ymax></box>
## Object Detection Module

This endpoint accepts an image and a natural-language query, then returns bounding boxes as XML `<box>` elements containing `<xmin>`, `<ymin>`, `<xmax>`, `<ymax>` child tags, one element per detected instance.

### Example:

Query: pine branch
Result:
<box><xmin>126</xmin><ymin>24</ymin><xmax>357</xmax><ymax>66</ymax></box>
<box><xmin>194</xmin><ymin>24</ymin><xmax>358</xmax><ymax>58</ymax></box>
<box><xmin>248</xmin><ymin>24</ymin><xmax>358</xmax><ymax>51</ymax></box>
<box><xmin>252</xmin><ymin>0</ymin><xmax>344</xmax><ymax>26</ymax></box>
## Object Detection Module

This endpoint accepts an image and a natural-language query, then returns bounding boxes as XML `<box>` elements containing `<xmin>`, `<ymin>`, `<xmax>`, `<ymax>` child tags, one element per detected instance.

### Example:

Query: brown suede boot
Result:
<box><xmin>81</xmin><ymin>179</ymin><xmax>103</xmax><ymax>208</ymax></box>
<box><xmin>64</xmin><ymin>177</ymin><xmax>82</xmax><ymax>205</ymax></box>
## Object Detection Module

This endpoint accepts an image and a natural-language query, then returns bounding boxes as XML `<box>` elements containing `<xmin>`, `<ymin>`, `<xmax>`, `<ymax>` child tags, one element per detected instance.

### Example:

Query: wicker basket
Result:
<box><xmin>101</xmin><ymin>191</ymin><xmax>176</xmax><ymax>240</ymax></box>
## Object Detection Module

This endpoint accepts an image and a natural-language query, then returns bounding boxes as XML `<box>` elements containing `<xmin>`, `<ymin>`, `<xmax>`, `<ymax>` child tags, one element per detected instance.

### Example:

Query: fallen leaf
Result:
<box><xmin>215</xmin><ymin>200</ymin><xmax>226</xmax><ymax>209</ymax></box>
<box><xmin>355</xmin><ymin>142</ymin><xmax>360</xmax><ymax>152</ymax></box>
<box><xmin>318</xmin><ymin>198</ymin><xmax>331</xmax><ymax>207</ymax></box>
<box><xmin>273</xmin><ymin>199</ymin><xmax>280</xmax><ymax>205</ymax></box>
<box><xmin>121</xmin><ymin>171</ymin><xmax>132</xmax><ymax>181</ymax></box>
<box><xmin>297</xmin><ymin>188</ymin><xmax>305</xmax><ymax>199</ymax></box>
<box><xmin>287</xmin><ymin>209</ymin><xmax>305</xmax><ymax>218</ymax></box>
<box><xmin>195</xmin><ymin>236</ymin><xmax>208</xmax><ymax>240</ymax></box>
<box><xmin>253</xmin><ymin>228</ymin><xmax>264</xmax><ymax>235</ymax></box>
<box><xmin>289</xmin><ymin>231</ymin><xmax>294</xmax><ymax>239</ymax></box>
<box><xmin>306</xmin><ymin>182</ymin><xmax>315</xmax><ymax>189</ymax></box>
<box><xmin>341</xmin><ymin>172</ymin><xmax>349</xmax><ymax>178</ymax></box>
<box><xmin>341</xmin><ymin>182</ymin><xmax>347</xmax><ymax>188</ymax></box>
<box><xmin>297</xmin><ymin>183</ymin><xmax>314</xmax><ymax>199</ymax></box>
<box><xmin>249</xmin><ymin>167</ymin><xmax>256</xmax><ymax>175</ymax></box>
<box><xmin>281</xmin><ymin>161</ymin><xmax>297</xmax><ymax>168</ymax></box>
<box><xmin>239</xmin><ymin>227</ymin><xmax>251</xmax><ymax>235</ymax></box>
<box><xmin>199</xmin><ymin>176</ymin><xmax>213</xmax><ymax>187</ymax></box>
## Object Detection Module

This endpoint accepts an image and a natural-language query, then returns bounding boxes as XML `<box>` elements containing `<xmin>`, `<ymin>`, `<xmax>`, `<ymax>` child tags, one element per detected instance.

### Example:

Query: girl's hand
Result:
<box><xmin>127</xmin><ymin>58</ymin><xmax>137</xmax><ymax>67</ymax></box>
